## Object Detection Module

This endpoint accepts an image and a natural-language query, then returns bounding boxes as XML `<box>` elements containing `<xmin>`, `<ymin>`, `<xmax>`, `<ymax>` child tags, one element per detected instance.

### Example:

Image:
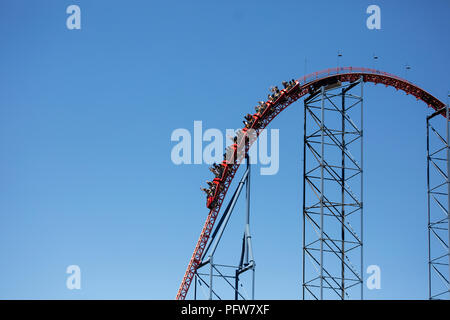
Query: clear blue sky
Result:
<box><xmin>0</xmin><ymin>0</ymin><xmax>449</xmax><ymax>299</ymax></box>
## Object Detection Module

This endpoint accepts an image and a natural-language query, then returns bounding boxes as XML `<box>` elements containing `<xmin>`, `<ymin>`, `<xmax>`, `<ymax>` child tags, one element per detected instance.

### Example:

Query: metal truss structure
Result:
<box><xmin>302</xmin><ymin>78</ymin><xmax>364</xmax><ymax>300</ymax></box>
<box><xmin>193</xmin><ymin>155</ymin><xmax>255</xmax><ymax>300</ymax></box>
<box><xmin>427</xmin><ymin>105</ymin><xmax>450</xmax><ymax>300</ymax></box>
<box><xmin>176</xmin><ymin>67</ymin><xmax>448</xmax><ymax>300</ymax></box>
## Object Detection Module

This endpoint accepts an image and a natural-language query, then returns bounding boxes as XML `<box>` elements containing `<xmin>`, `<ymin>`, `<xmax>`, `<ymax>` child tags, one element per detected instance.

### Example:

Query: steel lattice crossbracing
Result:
<box><xmin>303</xmin><ymin>78</ymin><xmax>363</xmax><ymax>300</ymax></box>
<box><xmin>427</xmin><ymin>106</ymin><xmax>450</xmax><ymax>300</ymax></box>
<box><xmin>176</xmin><ymin>67</ymin><xmax>449</xmax><ymax>300</ymax></box>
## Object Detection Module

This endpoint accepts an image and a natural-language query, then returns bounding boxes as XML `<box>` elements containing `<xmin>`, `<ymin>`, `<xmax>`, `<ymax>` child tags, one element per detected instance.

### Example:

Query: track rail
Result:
<box><xmin>176</xmin><ymin>67</ymin><xmax>446</xmax><ymax>300</ymax></box>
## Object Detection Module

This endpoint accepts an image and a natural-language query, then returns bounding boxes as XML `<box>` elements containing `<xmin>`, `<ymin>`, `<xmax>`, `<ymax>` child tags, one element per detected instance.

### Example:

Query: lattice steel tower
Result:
<box><xmin>302</xmin><ymin>77</ymin><xmax>364</xmax><ymax>300</ymax></box>
<box><xmin>427</xmin><ymin>103</ymin><xmax>450</xmax><ymax>300</ymax></box>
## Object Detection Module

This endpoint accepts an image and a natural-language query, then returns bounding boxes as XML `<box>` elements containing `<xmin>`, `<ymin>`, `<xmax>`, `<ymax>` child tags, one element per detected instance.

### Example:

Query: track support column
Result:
<box><xmin>302</xmin><ymin>77</ymin><xmax>364</xmax><ymax>300</ymax></box>
<box><xmin>427</xmin><ymin>104</ymin><xmax>450</xmax><ymax>300</ymax></box>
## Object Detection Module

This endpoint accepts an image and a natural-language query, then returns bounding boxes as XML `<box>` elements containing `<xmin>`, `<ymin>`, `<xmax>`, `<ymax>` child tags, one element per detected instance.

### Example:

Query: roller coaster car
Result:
<box><xmin>259</xmin><ymin>101</ymin><xmax>273</xmax><ymax>119</ymax></box>
<box><xmin>206</xmin><ymin>154</ymin><xmax>236</xmax><ymax>208</ymax></box>
<box><xmin>274</xmin><ymin>89</ymin><xmax>287</xmax><ymax>103</ymax></box>
<box><xmin>282</xmin><ymin>81</ymin><xmax>299</xmax><ymax>95</ymax></box>
<box><xmin>206</xmin><ymin>195</ymin><xmax>214</xmax><ymax>209</ymax></box>
<box><xmin>206</xmin><ymin>179</ymin><xmax>221</xmax><ymax>209</ymax></box>
<box><xmin>264</xmin><ymin>83</ymin><xmax>298</xmax><ymax>112</ymax></box>
<box><xmin>250</xmin><ymin>113</ymin><xmax>261</xmax><ymax>128</ymax></box>
<box><xmin>220</xmin><ymin>161</ymin><xmax>229</xmax><ymax>178</ymax></box>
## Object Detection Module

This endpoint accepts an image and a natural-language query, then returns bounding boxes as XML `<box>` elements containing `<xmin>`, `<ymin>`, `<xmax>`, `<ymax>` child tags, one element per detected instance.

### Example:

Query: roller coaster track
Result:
<box><xmin>176</xmin><ymin>66</ymin><xmax>447</xmax><ymax>300</ymax></box>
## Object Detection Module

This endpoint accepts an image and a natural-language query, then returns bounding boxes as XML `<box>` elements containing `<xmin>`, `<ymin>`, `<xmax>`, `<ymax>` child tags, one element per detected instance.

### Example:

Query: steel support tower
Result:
<box><xmin>427</xmin><ymin>104</ymin><xmax>450</xmax><ymax>300</ymax></box>
<box><xmin>302</xmin><ymin>77</ymin><xmax>364</xmax><ymax>300</ymax></box>
<box><xmin>193</xmin><ymin>155</ymin><xmax>255</xmax><ymax>300</ymax></box>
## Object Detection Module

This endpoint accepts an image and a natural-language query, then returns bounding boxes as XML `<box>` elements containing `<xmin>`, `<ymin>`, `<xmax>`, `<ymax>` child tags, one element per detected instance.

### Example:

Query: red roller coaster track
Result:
<box><xmin>175</xmin><ymin>67</ymin><xmax>447</xmax><ymax>300</ymax></box>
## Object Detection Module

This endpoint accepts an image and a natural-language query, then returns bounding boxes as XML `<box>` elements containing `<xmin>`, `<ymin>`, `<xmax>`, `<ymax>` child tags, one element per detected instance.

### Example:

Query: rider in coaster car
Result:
<box><xmin>238</xmin><ymin>128</ymin><xmax>252</xmax><ymax>147</ymax></box>
<box><xmin>243</xmin><ymin>115</ymin><xmax>253</xmax><ymax>128</ymax></box>
<box><xmin>208</xmin><ymin>181</ymin><xmax>216</xmax><ymax>193</ymax></box>
<box><xmin>201</xmin><ymin>187</ymin><xmax>211</xmax><ymax>196</ymax></box>
<box><xmin>270</xmin><ymin>86</ymin><xmax>280</xmax><ymax>95</ymax></box>
<box><xmin>201</xmin><ymin>179</ymin><xmax>216</xmax><ymax>197</ymax></box>
<box><xmin>209</xmin><ymin>163</ymin><xmax>223</xmax><ymax>177</ymax></box>
<box><xmin>225</xmin><ymin>145</ymin><xmax>236</xmax><ymax>163</ymax></box>
<box><xmin>271</xmin><ymin>86</ymin><xmax>281</xmax><ymax>99</ymax></box>
<box><xmin>255</xmin><ymin>101</ymin><xmax>266</xmax><ymax>114</ymax></box>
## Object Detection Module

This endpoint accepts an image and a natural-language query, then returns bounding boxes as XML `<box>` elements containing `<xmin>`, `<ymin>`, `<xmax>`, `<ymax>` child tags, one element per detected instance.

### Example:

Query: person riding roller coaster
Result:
<box><xmin>225</xmin><ymin>143</ymin><xmax>237</xmax><ymax>162</ymax></box>
<box><xmin>201</xmin><ymin>180</ymin><xmax>215</xmax><ymax>196</ymax></box>
<box><xmin>243</xmin><ymin>113</ymin><xmax>254</xmax><ymax>128</ymax></box>
<box><xmin>205</xmin><ymin>180</ymin><xmax>219</xmax><ymax>208</ymax></box>
<box><xmin>283</xmin><ymin>79</ymin><xmax>296</xmax><ymax>89</ymax></box>
<box><xmin>200</xmin><ymin>187</ymin><xmax>212</xmax><ymax>196</ymax></box>
<box><xmin>255</xmin><ymin>101</ymin><xmax>266</xmax><ymax>114</ymax></box>
<box><xmin>209</xmin><ymin>162</ymin><xmax>224</xmax><ymax>177</ymax></box>
<box><xmin>266</xmin><ymin>80</ymin><xmax>298</xmax><ymax>110</ymax></box>
<box><xmin>205</xmin><ymin>160</ymin><xmax>230</xmax><ymax>208</ymax></box>
<box><xmin>203</xmin><ymin>79</ymin><xmax>300</xmax><ymax>209</ymax></box>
